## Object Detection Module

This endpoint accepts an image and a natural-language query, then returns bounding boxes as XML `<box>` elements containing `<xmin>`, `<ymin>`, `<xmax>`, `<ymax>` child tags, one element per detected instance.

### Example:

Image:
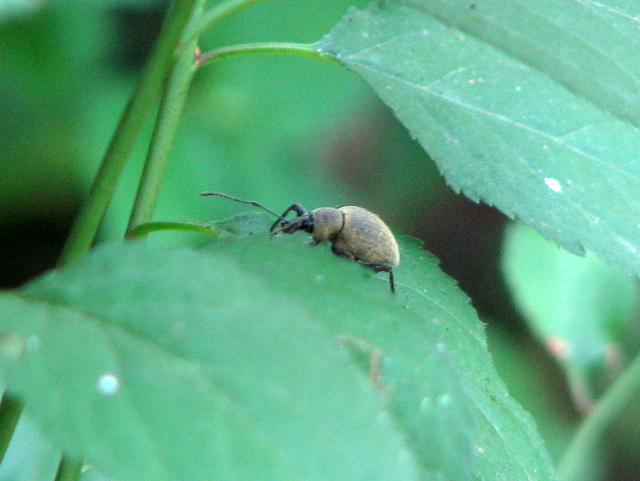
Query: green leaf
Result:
<box><xmin>0</xmin><ymin>241</ymin><xmax>421</xmax><ymax>481</ymax></box>
<box><xmin>400</xmin><ymin>0</ymin><xmax>640</xmax><ymax>128</ymax></box>
<box><xmin>318</xmin><ymin>1</ymin><xmax>640</xmax><ymax>277</ymax></box>
<box><xmin>0</xmin><ymin>231</ymin><xmax>554</xmax><ymax>480</ymax></box>
<box><xmin>502</xmin><ymin>222</ymin><xmax>640</xmax><ymax>410</ymax></box>
<box><xmin>396</xmin><ymin>238</ymin><xmax>554</xmax><ymax>480</ymax></box>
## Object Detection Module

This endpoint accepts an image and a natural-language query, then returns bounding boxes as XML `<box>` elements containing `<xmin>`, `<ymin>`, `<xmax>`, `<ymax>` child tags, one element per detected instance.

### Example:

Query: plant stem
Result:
<box><xmin>127</xmin><ymin>220</ymin><xmax>224</xmax><ymax>239</ymax></box>
<box><xmin>196</xmin><ymin>42</ymin><xmax>339</xmax><ymax>68</ymax></box>
<box><xmin>557</xmin><ymin>351</ymin><xmax>640</xmax><ymax>481</ymax></box>
<box><xmin>52</xmin><ymin>2</ymin><xmax>201</xmax><ymax>481</ymax></box>
<box><xmin>57</xmin><ymin>0</ymin><xmax>200</xmax><ymax>267</ymax></box>
<box><xmin>54</xmin><ymin>456</ymin><xmax>83</xmax><ymax>481</ymax></box>
<box><xmin>0</xmin><ymin>393</ymin><xmax>23</xmax><ymax>464</ymax></box>
<box><xmin>126</xmin><ymin>32</ymin><xmax>200</xmax><ymax>233</ymax></box>
<box><xmin>183</xmin><ymin>0</ymin><xmax>268</xmax><ymax>45</ymax></box>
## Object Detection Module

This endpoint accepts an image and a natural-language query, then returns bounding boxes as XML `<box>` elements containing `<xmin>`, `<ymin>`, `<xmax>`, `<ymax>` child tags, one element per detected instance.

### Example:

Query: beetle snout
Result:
<box><xmin>269</xmin><ymin>222</ymin><xmax>283</xmax><ymax>234</ymax></box>
<box><xmin>278</xmin><ymin>221</ymin><xmax>299</xmax><ymax>234</ymax></box>
<box><xmin>270</xmin><ymin>220</ymin><xmax>297</xmax><ymax>235</ymax></box>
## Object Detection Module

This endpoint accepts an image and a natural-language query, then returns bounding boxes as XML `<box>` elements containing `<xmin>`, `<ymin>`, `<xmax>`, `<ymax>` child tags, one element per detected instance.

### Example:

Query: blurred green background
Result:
<box><xmin>1</xmin><ymin>1</ymin><xmax>639</xmax><ymax>480</ymax></box>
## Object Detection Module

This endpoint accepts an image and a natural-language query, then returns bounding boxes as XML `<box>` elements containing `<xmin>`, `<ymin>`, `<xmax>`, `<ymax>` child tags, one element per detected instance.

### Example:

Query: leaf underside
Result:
<box><xmin>319</xmin><ymin>0</ymin><xmax>640</xmax><ymax>278</ymax></box>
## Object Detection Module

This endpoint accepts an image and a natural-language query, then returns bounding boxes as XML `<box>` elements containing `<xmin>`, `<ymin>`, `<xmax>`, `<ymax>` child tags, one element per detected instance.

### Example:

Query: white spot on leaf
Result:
<box><xmin>544</xmin><ymin>177</ymin><xmax>562</xmax><ymax>193</ymax></box>
<box><xmin>97</xmin><ymin>373</ymin><xmax>120</xmax><ymax>396</ymax></box>
<box><xmin>26</xmin><ymin>335</ymin><xmax>40</xmax><ymax>352</ymax></box>
<box><xmin>0</xmin><ymin>332</ymin><xmax>25</xmax><ymax>360</ymax></box>
<box><xmin>420</xmin><ymin>397</ymin><xmax>431</xmax><ymax>411</ymax></box>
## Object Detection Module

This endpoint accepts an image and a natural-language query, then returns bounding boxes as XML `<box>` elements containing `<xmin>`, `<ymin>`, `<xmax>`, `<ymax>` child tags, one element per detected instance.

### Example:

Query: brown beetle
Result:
<box><xmin>201</xmin><ymin>192</ymin><xmax>400</xmax><ymax>292</ymax></box>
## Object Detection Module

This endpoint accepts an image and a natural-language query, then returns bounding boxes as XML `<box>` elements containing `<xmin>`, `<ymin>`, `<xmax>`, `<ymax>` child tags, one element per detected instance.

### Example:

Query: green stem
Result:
<box><xmin>196</xmin><ymin>42</ymin><xmax>338</xmax><ymax>68</ymax></box>
<box><xmin>127</xmin><ymin>220</ymin><xmax>224</xmax><ymax>238</ymax></box>
<box><xmin>557</xmin><ymin>352</ymin><xmax>640</xmax><ymax>481</ymax></box>
<box><xmin>57</xmin><ymin>0</ymin><xmax>200</xmax><ymax>267</ymax></box>
<box><xmin>0</xmin><ymin>393</ymin><xmax>23</xmax><ymax>464</ymax></box>
<box><xmin>183</xmin><ymin>0</ymin><xmax>268</xmax><ymax>45</ymax></box>
<box><xmin>52</xmin><ymin>4</ymin><xmax>202</xmax><ymax>481</ymax></box>
<box><xmin>126</xmin><ymin>32</ymin><xmax>200</xmax><ymax>233</ymax></box>
<box><xmin>54</xmin><ymin>456</ymin><xmax>83</xmax><ymax>481</ymax></box>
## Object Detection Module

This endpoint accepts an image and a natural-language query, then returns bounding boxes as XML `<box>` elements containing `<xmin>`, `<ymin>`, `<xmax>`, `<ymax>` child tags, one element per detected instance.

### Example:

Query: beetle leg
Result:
<box><xmin>270</xmin><ymin>203</ymin><xmax>308</xmax><ymax>232</ymax></box>
<box><xmin>362</xmin><ymin>263</ymin><xmax>395</xmax><ymax>293</ymax></box>
<box><xmin>330</xmin><ymin>243</ymin><xmax>355</xmax><ymax>260</ymax></box>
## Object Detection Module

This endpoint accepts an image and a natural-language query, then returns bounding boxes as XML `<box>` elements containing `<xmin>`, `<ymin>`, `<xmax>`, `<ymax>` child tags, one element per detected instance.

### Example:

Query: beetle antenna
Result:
<box><xmin>200</xmin><ymin>192</ymin><xmax>281</xmax><ymax>218</ymax></box>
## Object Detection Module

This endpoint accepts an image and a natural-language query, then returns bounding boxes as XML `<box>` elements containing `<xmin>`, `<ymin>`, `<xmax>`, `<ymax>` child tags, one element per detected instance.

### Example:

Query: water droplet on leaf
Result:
<box><xmin>97</xmin><ymin>373</ymin><xmax>121</xmax><ymax>396</ymax></box>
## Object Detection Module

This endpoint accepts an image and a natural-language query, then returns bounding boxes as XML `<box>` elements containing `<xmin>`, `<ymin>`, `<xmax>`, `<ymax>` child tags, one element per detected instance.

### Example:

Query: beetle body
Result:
<box><xmin>200</xmin><ymin>192</ymin><xmax>400</xmax><ymax>292</ymax></box>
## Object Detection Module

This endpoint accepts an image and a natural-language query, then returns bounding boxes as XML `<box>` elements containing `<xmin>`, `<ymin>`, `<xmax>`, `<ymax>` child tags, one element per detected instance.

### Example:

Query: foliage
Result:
<box><xmin>1</xmin><ymin>1</ymin><xmax>640</xmax><ymax>481</ymax></box>
<box><xmin>0</xmin><ymin>230</ymin><xmax>552</xmax><ymax>481</ymax></box>
<box><xmin>321</xmin><ymin>0</ymin><xmax>640</xmax><ymax>276</ymax></box>
<box><xmin>503</xmin><ymin>222</ymin><xmax>640</xmax><ymax>411</ymax></box>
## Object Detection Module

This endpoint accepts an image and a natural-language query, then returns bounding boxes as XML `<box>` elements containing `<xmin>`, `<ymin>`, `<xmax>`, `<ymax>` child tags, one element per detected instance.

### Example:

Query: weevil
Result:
<box><xmin>200</xmin><ymin>192</ymin><xmax>400</xmax><ymax>293</ymax></box>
